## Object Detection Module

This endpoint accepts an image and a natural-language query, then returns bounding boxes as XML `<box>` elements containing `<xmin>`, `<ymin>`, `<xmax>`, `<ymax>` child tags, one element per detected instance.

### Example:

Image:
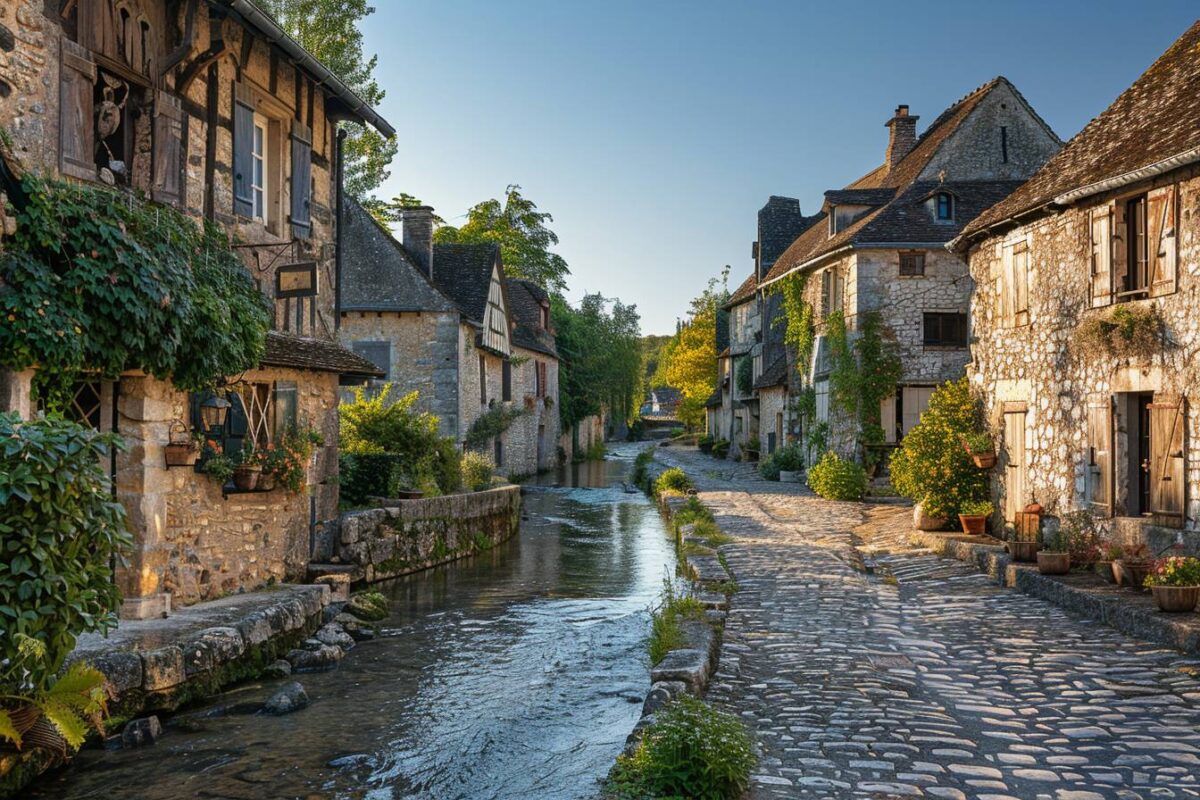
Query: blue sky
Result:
<box><xmin>363</xmin><ymin>1</ymin><xmax>1197</xmax><ymax>334</ymax></box>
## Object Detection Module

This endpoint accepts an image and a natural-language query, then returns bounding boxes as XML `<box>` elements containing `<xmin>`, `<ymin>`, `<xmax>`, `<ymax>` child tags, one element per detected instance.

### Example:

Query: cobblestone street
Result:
<box><xmin>658</xmin><ymin>447</ymin><xmax>1200</xmax><ymax>800</ymax></box>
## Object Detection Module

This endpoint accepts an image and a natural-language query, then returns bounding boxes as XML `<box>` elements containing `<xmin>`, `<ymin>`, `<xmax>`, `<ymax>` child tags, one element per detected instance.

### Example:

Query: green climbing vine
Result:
<box><xmin>773</xmin><ymin>272</ymin><xmax>815</xmax><ymax>369</ymax></box>
<box><xmin>0</xmin><ymin>176</ymin><xmax>272</xmax><ymax>406</ymax></box>
<box><xmin>464</xmin><ymin>404</ymin><xmax>528</xmax><ymax>449</ymax></box>
<box><xmin>825</xmin><ymin>309</ymin><xmax>902</xmax><ymax>448</ymax></box>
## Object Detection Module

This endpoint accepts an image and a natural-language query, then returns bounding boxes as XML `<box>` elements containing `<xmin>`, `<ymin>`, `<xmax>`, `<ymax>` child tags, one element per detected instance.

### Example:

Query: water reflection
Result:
<box><xmin>36</xmin><ymin>443</ymin><xmax>674</xmax><ymax>800</ymax></box>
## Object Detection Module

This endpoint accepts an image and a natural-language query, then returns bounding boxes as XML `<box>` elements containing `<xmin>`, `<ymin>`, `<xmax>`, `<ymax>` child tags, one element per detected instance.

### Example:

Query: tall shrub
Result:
<box><xmin>0</xmin><ymin>413</ymin><xmax>132</xmax><ymax>686</ymax></box>
<box><xmin>889</xmin><ymin>377</ymin><xmax>988</xmax><ymax>518</ymax></box>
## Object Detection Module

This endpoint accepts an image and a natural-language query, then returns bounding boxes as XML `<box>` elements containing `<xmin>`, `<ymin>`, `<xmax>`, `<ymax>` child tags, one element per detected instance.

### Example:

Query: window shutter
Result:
<box><xmin>999</xmin><ymin>244</ymin><xmax>1013</xmax><ymax>322</ymax></box>
<box><xmin>1089</xmin><ymin>206</ymin><xmax>1113</xmax><ymax>308</ymax></box>
<box><xmin>1085</xmin><ymin>397</ymin><xmax>1112</xmax><ymax>517</ymax></box>
<box><xmin>151</xmin><ymin>89</ymin><xmax>184</xmax><ymax>206</ymax></box>
<box><xmin>820</xmin><ymin>270</ymin><xmax>832</xmax><ymax>316</ymax></box>
<box><xmin>232</xmin><ymin>83</ymin><xmax>256</xmax><ymax>217</ymax></box>
<box><xmin>59</xmin><ymin>37</ymin><xmax>97</xmax><ymax>181</ymax></box>
<box><xmin>1111</xmin><ymin>200</ymin><xmax>1128</xmax><ymax>296</ymax></box>
<box><xmin>1011</xmin><ymin>243</ymin><xmax>1029</xmax><ymax>323</ymax></box>
<box><xmin>1147</xmin><ymin>184</ymin><xmax>1178</xmax><ymax>298</ymax></box>
<box><xmin>1149</xmin><ymin>393</ymin><xmax>1186</xmax><ymax>529</ymax></box>
<box><xmin>290</xmin><ymin>119</ymin><xmax>313</xmax><ymax>238</ymax></box>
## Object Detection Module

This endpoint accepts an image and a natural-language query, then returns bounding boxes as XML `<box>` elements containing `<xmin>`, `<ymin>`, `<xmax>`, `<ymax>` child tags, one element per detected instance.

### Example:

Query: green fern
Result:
<box><xmin>1</xmin><ymin>662</ymin><xmax>108</xmax><ymax>752</ymax></box>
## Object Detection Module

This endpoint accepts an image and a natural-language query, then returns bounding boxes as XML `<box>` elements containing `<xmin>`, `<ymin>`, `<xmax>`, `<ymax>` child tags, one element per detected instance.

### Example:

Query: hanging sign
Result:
<box><xmin>275</xmin><ymin>262</ymin><xmax>318</xmax><ymax>298</ymax></box>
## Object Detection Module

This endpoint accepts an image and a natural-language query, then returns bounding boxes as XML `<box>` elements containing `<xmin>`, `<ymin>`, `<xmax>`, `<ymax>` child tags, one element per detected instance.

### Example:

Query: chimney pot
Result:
<box><xmin>401</xmin><ymin>207</ymin><xmax>435</xmax><ymax>280</ymax></box>
<box><xmin>885</xmin><ymin>105</ymin><xmax>919</xmax><ymax>172</ymax></box>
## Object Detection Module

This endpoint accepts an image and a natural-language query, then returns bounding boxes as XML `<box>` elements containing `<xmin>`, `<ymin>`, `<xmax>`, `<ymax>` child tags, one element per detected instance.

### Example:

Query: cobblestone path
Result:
<box><xmin>657</xmin><ymin>448</ymin><xmax>1200</xmax><ymax>800</ymax></box>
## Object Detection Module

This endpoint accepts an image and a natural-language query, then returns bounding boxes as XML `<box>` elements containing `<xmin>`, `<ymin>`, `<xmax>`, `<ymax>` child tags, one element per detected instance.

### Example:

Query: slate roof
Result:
<box><xmin>725</xmin><ymin>271</ymin><xmax>759</xmax><ymax>307</ymax></box>
<box><xmin>339</xmin><ymin>200</ymin><xmax>456</xmax><ymax>313</ymax></box>
<box><xmin>963</xmin><ymin>21</ymin><xmax>1200</xmax><ymax>240</ymax></box>
<box><xmin>261</xmin><ymin>331</ymin><xmax>384</xmax><ymax>377</ymax></box>
<box><xmin>715</xmin><ymin>309</ymin><xmax>730</xmax><ymax>353</ymax></box>
<box><xmin>764</xmin><ymin>77</ymin><xmax>1049</xmax><ymax>284</ymax></box>
<box><xmin>430</xmin><ymin>243</ymin><xmax>502</xmax><ymax>326</ymax></box>
<box><xmin>758</xmin><ymin>196</ymin><xmax>819</xmax><ymax>269</ymax></box>
<box><xmin>507</xmin><ymin>278</ymin><xmax>557</xmax><ymax>358</ymax></box>
<box><xmin>753</xmin><ymin>353</ymin><xmax>789</xmax><ymax>389</ymax></box>
<box><xmin>823</xmin><ymin>188</ymin><xmax>897</xmax><ymax>208</ymax></box>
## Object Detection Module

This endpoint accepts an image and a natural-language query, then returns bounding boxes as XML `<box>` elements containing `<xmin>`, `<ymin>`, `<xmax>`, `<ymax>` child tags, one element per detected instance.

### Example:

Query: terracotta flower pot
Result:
<box><xmin>971</xmin><ymin>452</ymin><xmax>998</xmax><ymax>469</ymax></box>
<box><xmin>1037</xmin><ymin>551</ymin><xmax>1071</xmax><ymax>575</ymax></box>
<box><xmin>165</xmin><ymin>442</ymin><xmax>199</xmax><ymax>467</ymax></box>
<box><xmin>1095</xmin><ymin>560</ymin><xmax>1118</xmax><ymax>584</ymax></box>
<box><xmin>1117</xmin><ymin>559</ymin><xmax>1152</xmax><ymax>591</ymax></box>
<box><xmin>1150</xmin><ymin>585</ymin><xmax>1200</xmax><ymax>613</ymax></box>
<box><xmin>257</xmin><ymin>472</ymin><xmax>277</xmax><ymax>491</ymax></box>
<box><xmin>914</xmin><ymin>502</ymin><xmax>947</xmax><ymax>531</ymax></box>
<box><xmin>958</xmin><ymin>514</ymin><xmax>988</xmax><ymax>536</ymax></box>
<box><xmin>1009</xmin><ymin>540</ymin><xmax>1041</xmax><ymax>562</ymax></box>
<box><xmin>232</xmin><ymin>465</ymin><xmax>260</xmax><ymax>491</ymax></box>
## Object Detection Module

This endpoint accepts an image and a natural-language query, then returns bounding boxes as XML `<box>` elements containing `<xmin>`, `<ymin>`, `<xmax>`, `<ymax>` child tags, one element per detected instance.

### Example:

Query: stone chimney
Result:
<box><xmin>402</xmin><ymin>207</ymin><xmax>435</xmax><ymax>279</ymax></box>
<box><xmin>885</xmin><ymin>105</ymin><xmax>919</xmax><ymax>171</ymax></box>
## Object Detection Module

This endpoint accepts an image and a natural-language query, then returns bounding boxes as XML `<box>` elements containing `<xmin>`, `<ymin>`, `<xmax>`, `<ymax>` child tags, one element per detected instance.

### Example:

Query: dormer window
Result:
<box><xmin>936</xmin><ymin>192</ymin><xmax>954</xmax><ymax>221</ymax></box>
<box><xmin>539</xmin><ymin>303</ymin><xmax>550</xmax><ymax>330</ymax></box>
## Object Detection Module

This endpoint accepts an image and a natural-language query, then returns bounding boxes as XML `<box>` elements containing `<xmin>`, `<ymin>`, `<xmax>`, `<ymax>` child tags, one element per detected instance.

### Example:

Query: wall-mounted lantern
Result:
<box><xmin>199</xmin><ymin>393</ymin><xmax>231</xmax><ymax>434</ymax></box>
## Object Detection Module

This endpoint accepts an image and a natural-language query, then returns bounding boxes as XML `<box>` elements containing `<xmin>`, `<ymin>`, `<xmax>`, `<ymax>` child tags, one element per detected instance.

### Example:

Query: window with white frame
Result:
<box><xmin>251</xmin><ymin>113</ymin><xmax>268</xmax><ymax>223</ymax></box>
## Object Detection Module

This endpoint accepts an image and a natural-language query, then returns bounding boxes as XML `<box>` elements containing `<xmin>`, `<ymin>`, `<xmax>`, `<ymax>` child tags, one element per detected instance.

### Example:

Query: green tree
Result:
<box><xmin>435</xmin><ymin>185</ymin><xmax>570</xmax><ymax>293</ymax></box>
<box><xmin>553</xmin><ymin>294</ymin><xmax>642</xmax><ymax>432</ymax></box>
<box><xmin>260</xmin><ymin>0</ymin><xmax>396</xmax><ymax>198</ymax></box>
<box><xmin>656</xmin><ymin>273</ymin><xmax>729</xmax><ymax>429</ymax></box>
<box><xmin>361</xmin><ymin>193</ymin><xmax>446</xmax><ymax>228</ymax></box>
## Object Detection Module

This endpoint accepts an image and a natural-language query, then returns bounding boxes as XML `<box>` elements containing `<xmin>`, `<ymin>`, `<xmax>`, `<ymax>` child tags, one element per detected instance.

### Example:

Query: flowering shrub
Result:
<box><xmin>889</xmin><ymin>378</ymin><xmax>988</xmax><ymax>518</ymax></box>
<box><xmin>256</xmin><ymin>426</ymin><xmax>323</xmax><ymax>493</ymax></box>
<box><xmin>461</xmin><ymin>451</ymin><xmax>495</xmax><ymax>492</ymax></box>
<box><xmin>807</xmin><ymin>451</ymin><xmax>867</xmax><ymax>501</ymax></box>
<box><xmin>655</xmin><ymin>467</ymin><xmax>694</xmax><ymax>497</ymax></box>
<box><xmin>1061</xmin><ymin>510</ymin><xmax>1101</xmax><ymax>566</ymax></box>
<box><xmin>959</xmin><ymin>498</ymin><xmax>994</xmax><ymax>516</ymax></box>
<box><xmin>1144</xmin><ymin>556</ymin><xmax>1200</xmax><ymax>587</ymax></box>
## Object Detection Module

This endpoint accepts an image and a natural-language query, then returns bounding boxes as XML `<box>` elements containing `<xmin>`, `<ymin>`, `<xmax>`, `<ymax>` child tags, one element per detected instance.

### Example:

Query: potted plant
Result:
<box><xmin>958</xmin><ymin>498</ymin><xmax>993</xmax><ymax>536</ymax></box>
<box><xmin>962</xmin><ymin>432</ymin><xmax>997</xmax><ymax>469</ymax></box>
<box><xmin>231</xmin><ymin>444</ymin><xmax>261</xmax><ymax>491</ymax></box>
<box><xmin>913</xmin><ymin>500</ymin><xmax>947</xmax><ymax>531</ymax></box>
<box><xmin>165</xmin><ymin>422</ymin><xmax>200</xmax><ymax>467</ymax></box>
<box><xmin>201</xmin><ymin>450</ymin><xmax>236</xmax><ymax>488</ymax></box>
<box><xmin>1096</xmin><ymin>543</ymin><xmax>1123</xmax><ymax>584</ymax></box>
<box><xmin>1061</xmin><ymin>509</ymin><xmax>1101</xmax><ymax>571</ymax></box>
<box><xmin>1114</xmin><ymin>543</ymin><xmax>1152</xmax><ymax>591</ymax></box>
<box><xmin>1007</xmin><ymin>521</ymin><xmax>1041</xmax><ymax>563</ymax></box>
<box><xmin>1037</xmin><ymin>532</ymin><xmax>1071</xmax><ymax>574</ymax></box>
<box><xmin>1144</xmin><ymin>555</ymin><xmax>1200</xmax><ymax>612</ymax></box>
<box><xmin>776</xmin><ymin>445</ymin><xmax>805</xmax><ymax>483</ymax></box>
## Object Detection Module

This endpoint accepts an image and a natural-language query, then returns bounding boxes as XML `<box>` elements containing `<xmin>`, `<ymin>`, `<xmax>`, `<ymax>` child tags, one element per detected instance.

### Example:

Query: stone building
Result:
<box><xmin>760</xmin><ymin>78</ymin><xmax>1060</xmax><ymax>463</ymax></box>
<box><xmin>0</xmin><ymin>0</ymin><xmax>390</xmax><ymax>615</ymax></box>
<box><xmin>956</xmin><ymin>22</ymin><xmax>1200</xmax><ymax>550</ymax></box>
<box><xmin>339</xmin><ymin>201</ymin><xmax>560</xmax><ymax>477</ymax></box>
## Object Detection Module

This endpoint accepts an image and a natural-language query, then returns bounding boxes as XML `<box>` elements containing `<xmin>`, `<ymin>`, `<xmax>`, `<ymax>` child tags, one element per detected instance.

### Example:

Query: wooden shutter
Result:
<box><xmin>59</xmin><ymin>37</ymin><xmax>97</xmax><ymax>181</ymax></box>
<box><xmin>998</xmin><ymin>244</ymin><xmax>1012</xmax><ymax>321</ymax></box>
<box><xmin>1085</xmin><ymin>397</ymin><xmax>1112</xmax><ymax>516</ymax></box>
<box><xmin>1149</xmin><ymin>393</ymin><xmax>1186</xmax><ymax>529</ymax></box>
<box><xmin>290</xmin><ymin>119</ymin><xmax>313</xmax><ymax>238</ymax></box>
<box><xmin>1147</xmin><ymin>184</ymin><xmax>1178</xmax><ymax>298</ymax></box>
<box><xmin>151</xmin><ymin>89</ymin><xmax>184</xmax><ymax>206</ymax></box>
<box><xmin>1089</xmin><ymin>206</ymin><xmax>1113</xmax><ymax>308</ymax></box>
<box><xmin>1003</xmin><ymin>410</ymin><xmax>1027</xmax><ymax>523</ymax></box>
<box><xmin>1111</xmin><ymin>200</ymin><xmax>1128</xmax><ymax>297</ymax></box>
<box><xmin>1011</xmin><ymin>242</ymin><xmax>1029</xmax><ymax>325</ymax></box>
<box><xmin>232</xmin><ymin>83</ymin><xmax>256</xmax><ymax>218</ymax></box>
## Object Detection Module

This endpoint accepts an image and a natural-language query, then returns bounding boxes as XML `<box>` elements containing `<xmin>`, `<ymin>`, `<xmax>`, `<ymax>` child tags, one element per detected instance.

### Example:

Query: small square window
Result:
<box><xmin>899</xmin><ymin>252</ymin><xmax>925</xmax><ymax>276</ymax></box>
<box><xmin>936</xmin><ymin>192</ymin><xmax>954</xmax><ymax>221</ymax></box>
<box><xmin>923</xmin><ymin>312</ymin><xmax>967</xmax><ymax>347</ymax></box>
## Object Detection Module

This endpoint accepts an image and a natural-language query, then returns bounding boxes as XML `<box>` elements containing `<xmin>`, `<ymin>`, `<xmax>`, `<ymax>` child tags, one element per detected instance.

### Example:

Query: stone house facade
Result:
<box><xmin>956</xmin><ymin>22</ymin><xmax>1200</xmax><ymax>552</ymax></box>
<box><xmin>339</xmin><ymin>202</ymin><xmax>561</xmax><ymax>477</ymax></box>
<box><xmin>0</xmin><ymin>0</ymin><xmax>390</xmax><ymax>616</ymax></box>
<box><xmin>760</xmin><ymin>78</ymin><xmax>1060</xmax><ymax>464</ymax></box>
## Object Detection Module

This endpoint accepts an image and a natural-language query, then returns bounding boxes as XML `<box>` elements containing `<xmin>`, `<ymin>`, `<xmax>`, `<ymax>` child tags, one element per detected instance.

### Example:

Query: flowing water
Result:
<box><xmin>34</xmin><ymin>443</ymin><xmax>675</xmax><ymax>800</ymax></box>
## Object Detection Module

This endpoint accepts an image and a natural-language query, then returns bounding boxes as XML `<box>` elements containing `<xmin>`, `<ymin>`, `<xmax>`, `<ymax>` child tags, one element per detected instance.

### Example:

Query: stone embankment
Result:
<box><xmin>323</xmin><ymin>485</ymin><xmax>522</xmax><ymax>583</ymax></box>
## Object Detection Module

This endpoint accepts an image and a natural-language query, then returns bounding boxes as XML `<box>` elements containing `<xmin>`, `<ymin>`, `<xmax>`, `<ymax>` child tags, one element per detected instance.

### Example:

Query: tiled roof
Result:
<box><xmin>724</xmin><ymin>271</ymin><xmax>758</xmax><ymax>307</ymax></box>
<box><xmin>765</xmin><ymin>77</ymin><xmax>1041</xmax><ymax>283</ymax></box>
<box><xmin>262</xmin><ymin>331</ymin><xmax>384</xmax><ymax>377</ymax></box>
<box><xmin>758</xmin><ymin>196</ymin><xmax>818</xmax><ymax>270</ymax></box>
<box><xmin>753</xmin><ymin>353</ymin><xmax>789</xmax><ymax>389</ymax></box>
<box><xmin>964</xmin><ymin>21</ymin><xmax>1200</xmax><ymax>239</ymax></box>
<box><xmin>339</xmin><ymin>199</ymin><xmax>456</xmax><ymax>313</ymax></box>
<box><xmin>823</xmin><ymin>188</ymin><xmax>897</xmax><ymax>207</ymax></box>
<box><xmin>507</xmin><ymin>278</ymin><xmax>557</xmax><ymax>358</ymax></box>
<box><xmin>430</xmin><ymin>243</ymin><xmax>501</xmax><ymax>326</ymax></box>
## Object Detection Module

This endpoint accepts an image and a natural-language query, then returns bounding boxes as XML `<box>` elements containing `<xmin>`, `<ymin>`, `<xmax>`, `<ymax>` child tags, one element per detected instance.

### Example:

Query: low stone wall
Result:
<box><xmin>338</xmin><ymin>485</ymin><xmax>522</xmax><ymax>583</ymax></box>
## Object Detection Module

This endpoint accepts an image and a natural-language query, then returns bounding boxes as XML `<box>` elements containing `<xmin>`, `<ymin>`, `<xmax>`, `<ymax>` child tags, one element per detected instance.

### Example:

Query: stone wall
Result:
<box><xmin>561</xmin><ymin>413</ymin><xmax>605</xmax><ymax>463</ymax></box>
<box><xmin>758</xmin><ymin>386</ymin><xmax>789</xmax><ymax>453</ymax></box>
<box><xmin>338</xmin><ymin>310</ymin><xmax>461</xmax><ymax>437</ymax></box>
<box><xmin>505</xmin><ymin>345</ymin><xmax>561</xmax><ymax>476</ymax></box>
<box><xmin>337</xmin><ymin>485</ymin><xmax>522</xmax><ymax>582</ymax></box>
<box><xmin>115</xmin><ymin>368</ymin><xmax>340</xmax><ymax>613</ymax></box>
<box><xmin>967</xmin><ymin>167</ymin><xmax>1200</xmax><ymax>549</ymax></box>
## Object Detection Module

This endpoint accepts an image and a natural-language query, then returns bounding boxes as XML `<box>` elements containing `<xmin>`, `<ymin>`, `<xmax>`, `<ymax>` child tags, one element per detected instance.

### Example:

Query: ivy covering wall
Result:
<box><xmin>0</xmin><ymin>176</ymin><xmax>272</xmax><ymax>404</ymax></box>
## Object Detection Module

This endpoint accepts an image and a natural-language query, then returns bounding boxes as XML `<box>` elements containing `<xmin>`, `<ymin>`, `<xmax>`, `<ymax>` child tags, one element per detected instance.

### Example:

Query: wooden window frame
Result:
<box><xmin>899</xmin><ymin>251</ymin><xmax>925</xmax><ymax>277</ymax></box>
<box><xmin>936</xmin><ymin>192</ymin><xmax>954</xmax><ymax>221</ymax></box>
<box><xmin>923</xmin><ymin>312</ymin><xmax>968</xmax><ymax>348</ymax></box>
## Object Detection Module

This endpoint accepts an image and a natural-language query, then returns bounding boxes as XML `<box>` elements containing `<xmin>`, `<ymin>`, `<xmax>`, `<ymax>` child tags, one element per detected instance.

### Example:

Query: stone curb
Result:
<box><xmin>909</xmin><ymin>530</ymin><xmax>1200</xmax><ymax>655</ymax></box>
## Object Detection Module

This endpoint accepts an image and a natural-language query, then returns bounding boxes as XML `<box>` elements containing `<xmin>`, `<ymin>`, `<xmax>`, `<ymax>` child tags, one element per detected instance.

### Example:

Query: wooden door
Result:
<box><xmin>1085</xmin><ymin>398</ymin><xmax>1112</xmax><ymax>516</ymax></box>
<box><xmin>1149</xmin><ymin>394</ymin><xmax>1186</xmax><ymax>529</ymax></box>
<box><xmin>1003</xmin><ymin>410</ymin><xmax>1027</xmax><ymax>522</ymax></box>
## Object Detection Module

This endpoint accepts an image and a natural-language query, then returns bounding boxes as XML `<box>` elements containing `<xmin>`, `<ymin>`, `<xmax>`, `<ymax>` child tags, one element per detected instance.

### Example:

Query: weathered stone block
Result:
<box><xmin>91</xmin><ymin>651</ymin><xmax>144</xmax><ymax>694</ymax></box>
<box><xmin>140</xmin><ymin>646</ymin><xmax>185</xmax><ymax>691</ymax></box>
<box><xmin>650</xmin><ymin>648</ymin><xmax>710</xmax><ymax>694</ymax></box>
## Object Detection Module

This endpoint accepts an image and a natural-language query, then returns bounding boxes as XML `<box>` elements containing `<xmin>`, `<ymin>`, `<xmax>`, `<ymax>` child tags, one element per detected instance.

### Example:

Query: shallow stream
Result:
<box><xmin>34</xmin><ymin>443</ymin><xmax>674</xmax><ymax>800</ymax></box>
